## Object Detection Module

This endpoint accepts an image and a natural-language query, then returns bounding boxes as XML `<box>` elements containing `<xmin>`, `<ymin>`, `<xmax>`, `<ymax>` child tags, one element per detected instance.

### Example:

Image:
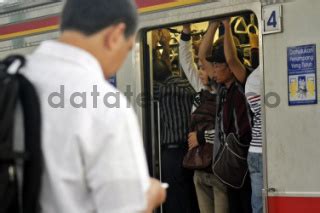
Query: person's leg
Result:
<box><xmin>247</xmin><ymin>152</ymin><xmax>263</xmax><ymax>213</ymax></box>
<box><xmin>162</xmin><ymin>148</ymin><xmax>185</xmax><ymax>213</ymax></box>
<box><xmin>238</xmin><ymin>175</ymin><xmax>252</xmax><ymax>213</ymax></box>
<box><xmin>228</xmin><ymin>187</ymin><xmax>241</xmax><ymax>213</ymax></box>
<box><xmin>162</xmin><ymin>147</ymin><xmax>199</xmax><ymax>213</ymax></box>
<box><xmin>193</xmin><ymin>171</ymin><xmax>214</xmax><ymax>213</ymax></box>
<box><xmin>239</xmin><ymin>175</ymin><xmax>252</xmax><ymax>213</ymax></box>
<box><xmin>181</xmin><ymin>149</ymin><xmax>199</xmax><ymax>213</ymax></box>
<box><xmin>211</xmin><ymin>175</ymin><xmax>229</xmax><ymax>213</ymax></box>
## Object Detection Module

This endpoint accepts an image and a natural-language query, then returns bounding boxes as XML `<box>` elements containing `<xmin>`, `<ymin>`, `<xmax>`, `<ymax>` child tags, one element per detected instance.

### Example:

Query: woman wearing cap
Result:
<box><xmin>199</xmin><ymin>19</ymin><xmax>252</xmax><ymax>213</ymax></box>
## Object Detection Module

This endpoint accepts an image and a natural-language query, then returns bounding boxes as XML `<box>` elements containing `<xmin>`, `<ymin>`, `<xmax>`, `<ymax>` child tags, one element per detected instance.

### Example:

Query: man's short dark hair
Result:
<box><xmin>206</xmin><ymin>44</ymin><xmax>244</xmax><ymax>64</ymax></box>
<box><xmin>153</xmin><ymin>59</ymin><xmax>171</xmax><ymax>82</ymax></box>
<box><xmin>61</xmin><ymin>0</ymin><xmax>138</xmax><ymax>38</ymax></box>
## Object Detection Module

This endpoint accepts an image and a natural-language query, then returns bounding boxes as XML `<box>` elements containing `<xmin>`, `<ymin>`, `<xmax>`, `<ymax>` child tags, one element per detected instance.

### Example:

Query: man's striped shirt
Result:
<box><xmin>245</xmin><ymin>67</ymin><xmax>262</xmax><ymax>153</ymax></box>
<box><xmin>154</xmin><ymin>76</ymin><xmax>195</xmax><ymax>144</ymax></box>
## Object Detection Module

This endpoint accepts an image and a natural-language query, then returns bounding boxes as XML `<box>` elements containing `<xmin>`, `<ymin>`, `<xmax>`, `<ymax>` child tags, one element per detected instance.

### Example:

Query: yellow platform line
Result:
<box><xmin>0</xmin><ymin>25</ymin><xmax>59</xmax><ymax>41</ymax></box>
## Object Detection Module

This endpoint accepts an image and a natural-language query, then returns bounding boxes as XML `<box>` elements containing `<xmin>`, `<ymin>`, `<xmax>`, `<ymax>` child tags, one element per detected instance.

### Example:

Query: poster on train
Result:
<box><xmin>287</xmin><ymin>44</ymin><xmax>317</xmax><ymax>106</ymax></box>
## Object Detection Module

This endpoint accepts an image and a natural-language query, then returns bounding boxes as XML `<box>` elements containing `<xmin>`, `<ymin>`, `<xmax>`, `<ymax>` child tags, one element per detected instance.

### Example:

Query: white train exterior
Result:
<box><xmin>0</xmin><ymin>0</ymin><xmax>319</xmax><ymax>212</ymax></box>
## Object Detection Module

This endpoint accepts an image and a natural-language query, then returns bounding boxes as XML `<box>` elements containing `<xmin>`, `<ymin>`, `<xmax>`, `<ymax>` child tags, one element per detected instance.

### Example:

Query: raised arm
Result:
<box><xmin>198</xmin><ymin>21</ymin><xmax>219</xmax><ymax>65</ymax></box>
<box><xmin>222</xmin><ymin>18</ymin><xmax>247</xmax><ymax>83</ymax></box>
<box><xmin>179</xmin><ymin>24</ymin><xmax>205</xmax><ymax>91</ymax></box>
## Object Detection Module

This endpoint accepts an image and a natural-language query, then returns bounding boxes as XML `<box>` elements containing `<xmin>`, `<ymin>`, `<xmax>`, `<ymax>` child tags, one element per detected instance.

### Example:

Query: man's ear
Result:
<box><xmin>103</xmin><ymin>23</ymin><xmax>126</xmax><ymax>50</ymax></box>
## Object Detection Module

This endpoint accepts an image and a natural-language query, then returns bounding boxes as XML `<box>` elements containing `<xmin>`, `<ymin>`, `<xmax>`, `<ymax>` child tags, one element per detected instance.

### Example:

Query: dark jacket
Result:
<box><xmin>213</xmin><ymin>82</ymin><xmax>252</xmax><ymax>160</ymax></box>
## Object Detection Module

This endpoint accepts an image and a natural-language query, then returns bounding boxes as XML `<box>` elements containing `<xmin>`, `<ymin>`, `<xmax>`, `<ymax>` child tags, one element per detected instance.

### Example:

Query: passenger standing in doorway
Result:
<box><xmin>153</xmin><ymin>29</ymin><xmax>199</xmax><ymax>213</ymax></box>
<box><xmin>246</xmin><ymin>65</ymin><xmax>262</xmax><ymax>213</ymax></box>
<box><xmin>246</xmin><ymin>28</ymin><xmax>263</xmax><ymax>213</ymax></box>
<box><xmin>179</xmin><ymin>24</ymin><xmax>229</xmax><ymax>213</ymax></box>
<box><xmin>19</xmin><ymin>0</ymin><xmax>166</xmax><ymax>212</ymax></box>
<box><xmin>199</xmin><ymin>19</ymin><xmax>252</xmax><ymax>213</ymax></box>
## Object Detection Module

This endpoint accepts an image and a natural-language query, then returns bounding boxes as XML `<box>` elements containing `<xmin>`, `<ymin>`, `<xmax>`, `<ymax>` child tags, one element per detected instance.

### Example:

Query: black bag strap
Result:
<box><xmin>0</xmin><ymin>66</ymin><xmax>19</xmax><ymax>151</ymax></box>
<box><xmin>227</xmin><ymin>85</ymin><xmax>236</xmax><ymax>129</ymax></box>
<box><xmin>17</xmin><ymin>70</ymin><xmax>42</xmax><ymax>213</ymax></box>
<box><xmin>0</xmin><ymin>55</ymin><xmax>27</xmax><ymax>152</ymax></box>
<box><xmin>228</xmin><ymin>85</ymin><xmax>241</xmax><ymax>138</ymax></box>
<box><xmin>1</xmin><ymin>55</ymin><xmax>42</xmax><ymax>213</ymax></box>
<box><xmin>219</xmin><ymin>84</ymin><xmax>237</xmax><ymax>142</ymax></box>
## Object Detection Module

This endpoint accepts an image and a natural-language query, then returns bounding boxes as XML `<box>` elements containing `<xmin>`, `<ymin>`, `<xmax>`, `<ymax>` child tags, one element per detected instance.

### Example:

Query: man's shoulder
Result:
<box><xmin>25</xmin><ymin>51</ymin><xmax>134</xmax><ymax>121</ymax></box>
<box><xmin>24</xmin><ymin>48</ymin><xmax>85</xmax><ymax>78</ymax></box>
<box><xmin>169</xmin><ymin>75</ymin><xmax>188</xmax><ymax>82</ymax></box>
<box><xmin>166</xmin><ymin>76</ymin><xmax>193</xmax><ymax>88</ymax></box>
<box><xmin>25</xmin><ymin>40</ymin><xmax>103</xmax><ymax>76</ymax></box>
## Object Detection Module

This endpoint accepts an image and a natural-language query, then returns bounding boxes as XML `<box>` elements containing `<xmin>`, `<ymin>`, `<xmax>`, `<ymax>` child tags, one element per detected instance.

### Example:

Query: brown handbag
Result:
<box><xmin>183</xmin><ymin>142</ymin><xmax>213</xmax><ymax>169</ymax></box>
<box><xmin>182</xmin><ymin>91</ymin><xmax>216</xmax><ymax>170</ymax></box>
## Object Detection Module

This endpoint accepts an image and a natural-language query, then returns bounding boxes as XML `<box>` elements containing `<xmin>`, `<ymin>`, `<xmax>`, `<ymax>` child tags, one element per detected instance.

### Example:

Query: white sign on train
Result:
<box><xmin>287</xmin><ymin>44</ymin><xmax>317</xmax><ymax>106</ymax></box>
<box><xmin>263</xmin><ymin>4</ymin><xmax>282</xmax><ymax>34</ymax></box>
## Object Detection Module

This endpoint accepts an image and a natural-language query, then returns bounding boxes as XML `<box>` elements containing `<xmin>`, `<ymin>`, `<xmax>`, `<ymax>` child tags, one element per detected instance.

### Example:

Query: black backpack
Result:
<box><xmin>0</xmin><ymin>55</ymin><xmax>42</xmax><ymax>213</ymax></box>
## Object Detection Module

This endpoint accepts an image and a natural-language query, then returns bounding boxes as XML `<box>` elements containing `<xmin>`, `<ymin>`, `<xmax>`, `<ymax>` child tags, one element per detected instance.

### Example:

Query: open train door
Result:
<box><xmin>262</xmin><ymin>0</ymin><xmax>320</xmax><ymax>212</ymax></box>
<box><xmin>137</xmin><ymin>1</ymin><xmax>263</xmax><ymax>212</ymax></box>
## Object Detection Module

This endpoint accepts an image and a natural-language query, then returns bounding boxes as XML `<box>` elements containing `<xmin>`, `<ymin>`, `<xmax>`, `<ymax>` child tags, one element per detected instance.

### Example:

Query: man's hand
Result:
<box><xmin>182</xmin><ymin>24</ymin><xmax>191</xmax><ymax>34</ymax></box>
<box><xmin>222</xmin><ymin>18</ymin><xmax>231</xmax><ymax>26</ymax></box>
<box><xmin>152</xmin><ymin>30</ymin><xmax>160</xmax><ymax>49</ymax></box>
<box><xmin>188</xmin><ymin>132</ymin><xmax>199</xmax><ymax>150</ymax></box>
<box><xmin>145</xmin><ymin>178</ymin><xmax>166</xmax><ymax>213</ymax></box>
<box><xmin>159</xmin><ymin>29</ymin><xmax>171</xmax><ymax>45</ymax></box>
<box><xmin>209</xmin><ymin>20</ymin><xmax>220</xmax><ymax>29</ymax></box>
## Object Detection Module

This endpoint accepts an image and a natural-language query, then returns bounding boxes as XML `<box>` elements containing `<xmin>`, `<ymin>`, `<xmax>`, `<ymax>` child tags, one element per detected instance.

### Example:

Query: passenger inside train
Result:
<box><xmin>3</xmin><ymin>1</ymin><xmax>320</xmax><ymax>213</ymax></box>
<box><xmin>146</xmin><ymin>12</ymin><xmax>261</xmax><ymax>213</ymax></box>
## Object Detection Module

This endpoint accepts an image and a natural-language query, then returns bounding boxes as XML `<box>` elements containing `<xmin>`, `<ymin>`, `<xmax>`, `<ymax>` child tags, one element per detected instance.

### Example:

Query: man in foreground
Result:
<box><xmin>21</xmin><ymin>0</ymin><xmax>165</xmax><ymax>212</ymax></box>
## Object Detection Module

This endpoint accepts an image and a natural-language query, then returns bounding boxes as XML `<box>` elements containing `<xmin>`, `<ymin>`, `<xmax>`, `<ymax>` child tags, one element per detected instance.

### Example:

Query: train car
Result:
<box><xmin>0</xmin><ymin>0</ymin><xmax>319</xmax><ymax>212</ymax></box>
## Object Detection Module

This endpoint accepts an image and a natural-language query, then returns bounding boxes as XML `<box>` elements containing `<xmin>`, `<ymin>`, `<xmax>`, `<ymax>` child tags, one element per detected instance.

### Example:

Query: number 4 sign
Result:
<box><xmin>263</xmin><ymin>5</ymin><xmax>282</xmax><ymax>34</ymax></box>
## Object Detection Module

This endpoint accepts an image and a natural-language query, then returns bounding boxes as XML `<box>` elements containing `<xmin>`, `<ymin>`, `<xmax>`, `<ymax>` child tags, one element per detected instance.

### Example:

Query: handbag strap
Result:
<box><xmin>219</xmin><ymin>83</ymin><xmax>237</xmax><ymax>142</ymax></box>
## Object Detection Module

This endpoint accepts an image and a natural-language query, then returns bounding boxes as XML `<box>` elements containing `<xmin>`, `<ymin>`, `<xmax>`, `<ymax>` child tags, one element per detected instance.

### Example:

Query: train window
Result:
<box><xmin>142</xmin><ymin>12</ymin><xmax>260</xmax><ymax>200</ymax></box>
<box><xmin>146</xmin><ymin>14</ymin><xmax>259</xmax><ymax>85</ymax></box>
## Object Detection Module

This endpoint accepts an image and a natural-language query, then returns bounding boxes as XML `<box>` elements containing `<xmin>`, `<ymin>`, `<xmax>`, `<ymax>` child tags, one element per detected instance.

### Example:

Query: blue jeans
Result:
<box><xmin>247</xmin><ymin>152</ymin><xmax>263</xmax><ymax>213</ymax></box>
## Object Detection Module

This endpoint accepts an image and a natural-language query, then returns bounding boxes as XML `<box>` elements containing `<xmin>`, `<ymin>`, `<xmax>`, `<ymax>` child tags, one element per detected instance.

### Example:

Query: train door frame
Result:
<box><xmin>136</xmin><ymin>1</ymin><xmax>265</xmax><ymax>212</ymax></box>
